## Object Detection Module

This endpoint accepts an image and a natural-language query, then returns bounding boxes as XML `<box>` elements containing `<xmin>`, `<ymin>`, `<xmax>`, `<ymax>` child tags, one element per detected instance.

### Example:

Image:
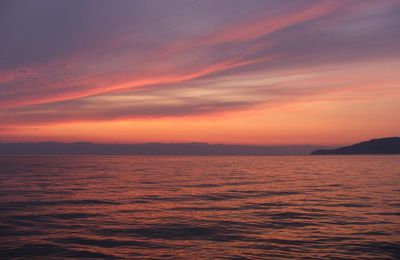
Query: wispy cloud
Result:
<box><xmin>2</xmin><ymin>58</ymin><xmax>399</xmax><ymax>125</ymax></box>
<box><xmin>0</xmin><ymin>0</ymin><xmax>399</xmax><ymax>142</ymax></box>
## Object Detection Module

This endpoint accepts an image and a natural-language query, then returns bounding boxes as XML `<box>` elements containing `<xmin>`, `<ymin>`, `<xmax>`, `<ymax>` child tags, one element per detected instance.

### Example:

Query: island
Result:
<box><xmin>311</xmin><ymin>137</ymin><xmax>400</xmax><ymax>155</ymax></box>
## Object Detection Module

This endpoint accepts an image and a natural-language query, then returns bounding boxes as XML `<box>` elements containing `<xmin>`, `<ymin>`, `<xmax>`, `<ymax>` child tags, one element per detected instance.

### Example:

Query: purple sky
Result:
<box><xmin>0</xmin><ymin>0</ymin><xmax>399</xmax><ymax>144</ymax></box>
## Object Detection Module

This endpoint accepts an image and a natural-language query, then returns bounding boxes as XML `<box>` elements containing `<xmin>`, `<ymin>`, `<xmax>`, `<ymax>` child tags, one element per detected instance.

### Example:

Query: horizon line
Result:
<box><xmin>0</xmin><ymin>140</ymin><xmax>337</xmax><ymax>147</ymax></box>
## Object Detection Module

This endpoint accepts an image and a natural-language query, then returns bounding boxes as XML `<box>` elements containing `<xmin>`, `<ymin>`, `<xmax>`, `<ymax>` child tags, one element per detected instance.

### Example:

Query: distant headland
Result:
<box><xmin>311</xmin><ymin>137</ymin><xmax>400</xmax><ymax>155</ymax></box>
<box><xmin>1</xmin><ymin>138</ymin><xmax>398</xmax><ymax>155</ymax></box>
<box><xmin>0</xmin><ymin>142</ymin><xmax>326</xmax><ymax>156</ymax></box>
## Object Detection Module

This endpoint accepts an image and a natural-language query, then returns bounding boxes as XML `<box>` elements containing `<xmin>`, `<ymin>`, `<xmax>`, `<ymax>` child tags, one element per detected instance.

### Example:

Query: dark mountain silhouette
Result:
<box><xmin>0</xmin><ymin>142</ymin><xmax>326</xmax><ymax>155</ymax></box>
<box><xmin>311</xmin><ymin>137</ymin><xmax>400</xmax><ymax>155</ymax></box>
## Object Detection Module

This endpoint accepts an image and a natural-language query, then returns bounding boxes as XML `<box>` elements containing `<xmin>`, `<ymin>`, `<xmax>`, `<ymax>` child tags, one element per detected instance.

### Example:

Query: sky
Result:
<box><xmin>0</xmin><ymin>0</ymin><xmax>399</xmax><ymax>145</ymax></box>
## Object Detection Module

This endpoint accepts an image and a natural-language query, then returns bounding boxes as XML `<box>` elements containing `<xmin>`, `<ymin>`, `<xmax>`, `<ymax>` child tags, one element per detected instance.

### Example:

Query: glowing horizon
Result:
<box><xmin>1</xmin><ymin>0</ymin><xmax>399</xmax><ymax>145</ymax></box>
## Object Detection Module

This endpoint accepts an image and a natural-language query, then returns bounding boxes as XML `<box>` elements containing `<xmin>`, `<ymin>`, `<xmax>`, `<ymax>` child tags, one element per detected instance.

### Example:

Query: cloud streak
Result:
<box><xmin>2</xmin><ymin>58</ymin><xmax>399</xmax><ymax>125</ymax></box>
<box><xmin>0</xmin><ymin>0</ymin><xmax>399</xmax><ymax>143</ymax></box>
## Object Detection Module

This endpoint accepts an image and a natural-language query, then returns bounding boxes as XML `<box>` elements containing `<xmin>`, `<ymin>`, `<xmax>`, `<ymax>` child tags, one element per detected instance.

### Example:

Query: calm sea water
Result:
<box><xmin>0</xmin><ymin>156</ymin><xmax>399</xmax><ymax>259</ymax></box>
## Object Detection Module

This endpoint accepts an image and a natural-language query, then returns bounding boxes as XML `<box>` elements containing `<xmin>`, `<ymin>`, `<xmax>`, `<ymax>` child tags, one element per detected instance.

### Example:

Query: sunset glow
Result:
<box><xmin>1</xmin><ymin>0</ymin><xmax>399</xmax><ymax>145</ymax></box>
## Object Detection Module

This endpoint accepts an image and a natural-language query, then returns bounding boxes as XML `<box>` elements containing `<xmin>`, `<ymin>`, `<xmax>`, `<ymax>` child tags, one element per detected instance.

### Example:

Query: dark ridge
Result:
<box><xmin>311</xmin><ymin>137</ymin><xmax>400</xmax><ymax>155</ymax></box>
<box><xmin>0</xmin><ymin>142</ymin><xmax>326</xmax><ymax>155</ymax></box>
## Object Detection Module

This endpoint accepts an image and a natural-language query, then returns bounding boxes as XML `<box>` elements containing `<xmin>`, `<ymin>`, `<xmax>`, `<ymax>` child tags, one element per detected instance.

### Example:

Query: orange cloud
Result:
<box><xmin>0</xmin><ymin>1</ymin><xmax>344</xmax><ymax>109</ymax></box>
<box><xmin>1</xmin><ymin>0</ymin><xmax>399</xmax><ymax>145</ymax></box>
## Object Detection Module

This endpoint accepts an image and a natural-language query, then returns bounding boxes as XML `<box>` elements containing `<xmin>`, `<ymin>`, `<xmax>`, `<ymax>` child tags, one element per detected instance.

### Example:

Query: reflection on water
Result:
<box><xmin>0</xmin><ymin>156</ymin><xmax>399</xmax><ymax>259</ymax></box>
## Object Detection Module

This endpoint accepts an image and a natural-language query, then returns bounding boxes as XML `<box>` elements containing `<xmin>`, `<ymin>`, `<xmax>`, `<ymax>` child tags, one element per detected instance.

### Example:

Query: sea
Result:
<box><xmin>0</xmin><ymin>156</ymin><xmax>399</xmax><ymax>259</ymax></box>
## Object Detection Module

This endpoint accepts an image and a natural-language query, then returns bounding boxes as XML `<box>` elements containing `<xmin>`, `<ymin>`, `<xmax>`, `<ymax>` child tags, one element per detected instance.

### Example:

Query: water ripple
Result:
<box><xmin>0</xmin><ymin>155</ymin><xmax>399</xmax><ymax>259</ymax></box>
